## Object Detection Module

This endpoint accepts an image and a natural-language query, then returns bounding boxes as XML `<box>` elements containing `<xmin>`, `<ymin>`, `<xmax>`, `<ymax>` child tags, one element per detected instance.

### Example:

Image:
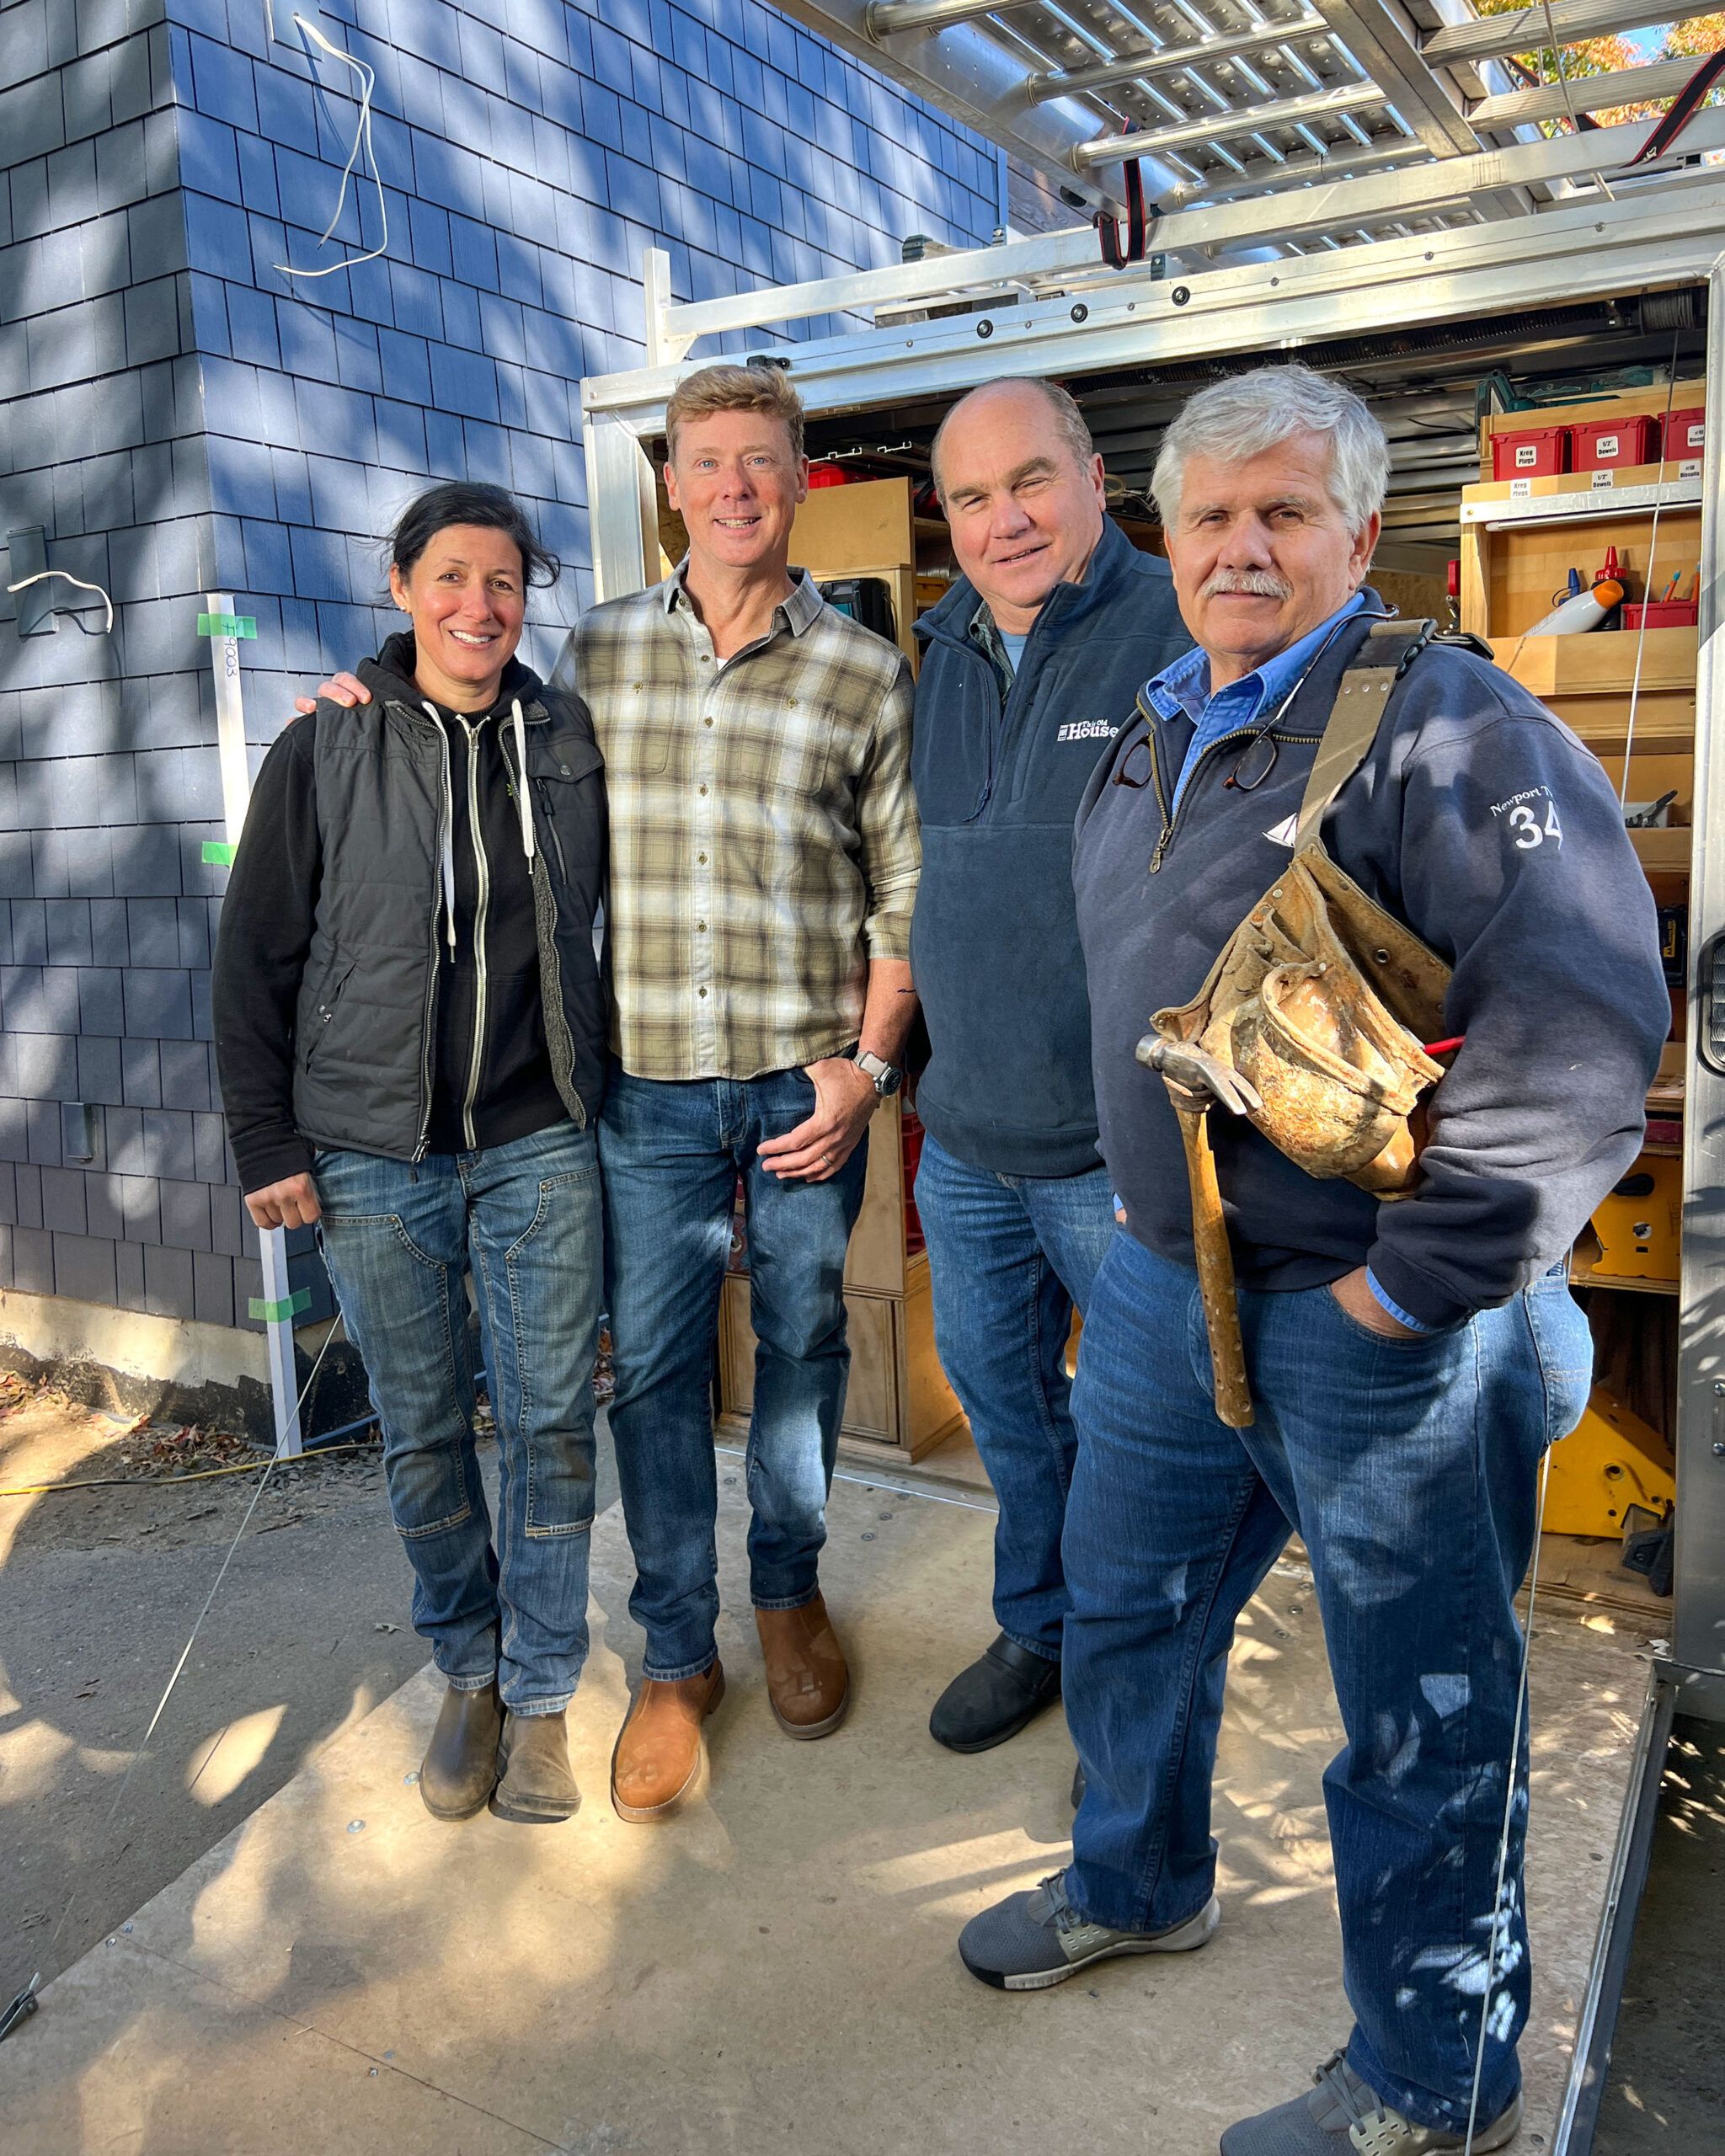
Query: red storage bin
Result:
<box><xmin>1572</xmin><ymin>414</ymin><xmax>1660</xmax><ymax>471</ymax></box>
<box><xmin>1667</xmin><ymin>407</ymin><xmax>1706</xmax><ymax>459</ymax></box>
<box><xmin>1622</xmin><ymin>600</ymin><xmax>1698</xmax><ymax>629</ymax></box>
<box><xmin>1492</xmin><ymin>426</ymin><xmax>1569</xmax><ymax>479</ymax></box>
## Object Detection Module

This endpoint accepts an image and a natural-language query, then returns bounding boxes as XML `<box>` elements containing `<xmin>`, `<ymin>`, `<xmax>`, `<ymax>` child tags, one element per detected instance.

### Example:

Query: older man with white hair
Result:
<box><xmin>958</xmin><ymin>366</ymin><xmax>1669</xmax><ymax>2156</ymax></box>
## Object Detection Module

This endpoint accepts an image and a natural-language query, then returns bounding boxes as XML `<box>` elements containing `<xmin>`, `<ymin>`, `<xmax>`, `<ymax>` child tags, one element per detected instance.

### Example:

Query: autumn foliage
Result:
<box><xmin>1471</xmin><ymin>4</ymin><xmax>1725</xmax><ymax>129</ymax></box>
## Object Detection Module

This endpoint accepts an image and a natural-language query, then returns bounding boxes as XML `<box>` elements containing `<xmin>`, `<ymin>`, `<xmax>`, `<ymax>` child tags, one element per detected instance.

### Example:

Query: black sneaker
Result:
<box><xmin>929</xmin><ymin>1633</ymin><xmax>1061</xmax><ymax>1753</ymax></box>
<box><xmin>959</xmin><ymin>1866</ymin><xmax>1219</xmax><ymax>1991</ymax></box>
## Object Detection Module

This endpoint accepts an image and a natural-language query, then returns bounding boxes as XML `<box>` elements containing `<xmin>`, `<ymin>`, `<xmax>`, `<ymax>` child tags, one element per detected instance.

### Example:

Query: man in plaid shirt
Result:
<box><xmin>561</xmin><ymin>365</ymin><xmax>919</xmax><ymax>1819</ymax></box>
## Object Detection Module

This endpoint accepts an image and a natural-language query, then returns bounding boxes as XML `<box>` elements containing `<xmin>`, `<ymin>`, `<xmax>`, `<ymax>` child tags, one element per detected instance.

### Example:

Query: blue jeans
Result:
<box><xmin>599</xmin><ymin>1065</ymin><xmax>868</xmax><ymax>1681</ymax></box>
<box><xmin>313</xmin><ymin>1122</ymin><xmax>603</xmax><ymax>1716</ymax></box>
<box><xmin>1061</xmin><ymin>1233</ymin><xmax>1593</xmax><ymax>2132</ymax></box>
<box><xmin>914</xmin><ymin>1132</ymin><xmax>1117</xmax><ymax>1658</ymax></box>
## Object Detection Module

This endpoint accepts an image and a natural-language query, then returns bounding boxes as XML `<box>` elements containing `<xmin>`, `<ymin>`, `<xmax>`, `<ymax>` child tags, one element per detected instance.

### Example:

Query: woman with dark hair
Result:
<box><xmin>212</xmin><ymin>482</ymin><xmax>607</xmax><ymax>1826</ymax></box>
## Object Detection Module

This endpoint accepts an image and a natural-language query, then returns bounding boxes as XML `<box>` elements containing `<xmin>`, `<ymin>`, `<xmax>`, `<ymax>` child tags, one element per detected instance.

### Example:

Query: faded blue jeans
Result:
<box><xmin>914</xmin><ymin>1131</ymin><xmax>1117</xmax><ymax>1659</ymax></box>
<box><xmin>313</xmin><ymin>1122</ymin><xmax>603</xmax><ymax>1716</ymax></box>
<box><xmin>1061</xmin><ymin>1232</ymin><xmax>1593</xmax><ymax>2132</ymax></box>
<box><xmin>599</xmin><ymin>1065</ymin><xmax>868</xmax><ymax>1681</ymax></box>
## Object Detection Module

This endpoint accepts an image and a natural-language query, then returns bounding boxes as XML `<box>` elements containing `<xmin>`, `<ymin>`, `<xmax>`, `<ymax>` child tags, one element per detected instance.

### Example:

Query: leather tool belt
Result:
<box><xmin>1145</xmin><ymin>618</ymin><xmax>1459</xmax><ymax>1424</ymax></box>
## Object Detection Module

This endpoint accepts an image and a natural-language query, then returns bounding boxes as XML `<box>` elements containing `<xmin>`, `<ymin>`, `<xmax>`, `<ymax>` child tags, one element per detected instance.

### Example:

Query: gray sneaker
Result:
<box><xmin>1220</xmin><ymin>2052</ymin><xmax>1523</xmax><ymax>2154</ymax></box>
<box><xmin>958</xmin><ymin>1866</ymin><xmax>1219</xmax><ymax>1992</ymax></box>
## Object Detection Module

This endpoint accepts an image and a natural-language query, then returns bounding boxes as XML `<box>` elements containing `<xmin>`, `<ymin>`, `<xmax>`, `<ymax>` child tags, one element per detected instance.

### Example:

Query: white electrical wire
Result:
<box><xmin>10</xmin><ymin>1315</ymin><xmax>348</xmax><ymax>2030</ymax></box>
<box><xmin>1541</xmin><ymin>0</ymin><xmax>1617</xmax><ymax>202</ymax></box>
<box><xmin>1616</xmin><ymin>333</ymin><xmax>1685</xmax><ymax>805</ymax></box>
<box><xmin>5</xmin><ymin>568</ymin><xmax>115</xmax><ymax>635</ymax></box>
<box><xmin>1461</xmin><ymin>1448</ymin><xmax>1551</xmax><ymax>2156</ymax></box>
<box><xmin>273</xmin><ymin>13</ymin><xmax>388</xmax><ymax>280</ymax></box>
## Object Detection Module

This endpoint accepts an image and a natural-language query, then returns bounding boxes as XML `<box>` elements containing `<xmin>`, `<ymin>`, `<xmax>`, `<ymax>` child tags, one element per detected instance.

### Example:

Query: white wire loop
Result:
<box><xmin>273</xmin><ymin>13</ymin><xmax>388</xmax><ymax>281</ymax></box>
<box><xmin>5</xmin><ymin>568</ymin><xmax>115</xmax><ymax>635</ymax></box>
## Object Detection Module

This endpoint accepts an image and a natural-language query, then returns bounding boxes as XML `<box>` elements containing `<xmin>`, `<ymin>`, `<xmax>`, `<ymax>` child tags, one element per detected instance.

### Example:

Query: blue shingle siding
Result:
<box><xmin>1</xmin><ymin>0</ymin><xmax>996</xmax><ymax>1337</ymax></box>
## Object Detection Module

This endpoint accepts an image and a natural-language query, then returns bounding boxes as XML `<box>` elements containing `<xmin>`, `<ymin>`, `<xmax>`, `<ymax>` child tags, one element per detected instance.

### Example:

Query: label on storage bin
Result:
<box><xmin>1681</xmin><ymin>459</ymin><xmax>1701</xmax><ymax>478</ymax></box>
<box><xmin>1685</xmin><ymin>420</ymin><xmax>1706</xmax><ymax>449</ymax></box>
<box><xmin>1514</xmin><ymin>443</ymin><xmax>1539</xmax><ymax>467</ymax></box>
<box><xmin>1595</xmin><ymin>433</ymin><xmax>1621</xmax><ymax>457</ymax></box>
<box><xmin>1591</xmin><ymin>469</ymin><xmax>1616</xmax><ymax>490</ymax></box>
<box><xmin>1510</xmin><ymin>478</ymin><xmax>1531</xmax><ymax>496</ymax></box>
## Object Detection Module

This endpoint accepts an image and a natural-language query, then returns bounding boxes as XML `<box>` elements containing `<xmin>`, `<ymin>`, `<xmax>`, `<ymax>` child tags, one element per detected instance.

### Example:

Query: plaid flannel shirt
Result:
<box><xmin>556</xmin><ymin>564</ymin><xmax>919</xmax><ymax>1081</ymax></box>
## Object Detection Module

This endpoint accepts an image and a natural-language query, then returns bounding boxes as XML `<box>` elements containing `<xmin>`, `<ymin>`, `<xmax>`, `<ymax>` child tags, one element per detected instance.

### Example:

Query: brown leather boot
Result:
<box><xmin>756</xmin><ymin>1593</ymin><xmax>850</xmax><ymax>1739</ymax></box>
<box><xmin>419</xmin><ymin>1679</ymin><xmax>503</xmax><ymax>1821</ymax></box>
<box><xmin>610</xmin><ymin>1662</ymin><xmax>725</xmax><ymax>1822</ymax></box>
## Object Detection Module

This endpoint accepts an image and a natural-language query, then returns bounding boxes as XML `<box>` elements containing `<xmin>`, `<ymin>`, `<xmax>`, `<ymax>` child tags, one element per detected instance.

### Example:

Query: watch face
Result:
<box><xmin>877</xmin><ymin>1066</ymin><xmax>903</xmax><ymax>1097</ymax></box>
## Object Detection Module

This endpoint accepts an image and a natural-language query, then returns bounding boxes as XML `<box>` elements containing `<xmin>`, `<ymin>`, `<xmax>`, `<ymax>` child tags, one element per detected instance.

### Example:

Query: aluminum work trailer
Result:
<box><xmin>578</xmin><ymin>14</ymin><xmax>1725</xmax><ymax>2142</ymax></box>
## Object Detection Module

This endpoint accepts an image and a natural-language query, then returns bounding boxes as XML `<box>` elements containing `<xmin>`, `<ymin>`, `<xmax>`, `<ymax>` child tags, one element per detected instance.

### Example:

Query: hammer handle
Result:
<box><xmin>1177</xmin><ymin>1107</ymin><xmax>1254</xmax><ymax>1429</ymax></box>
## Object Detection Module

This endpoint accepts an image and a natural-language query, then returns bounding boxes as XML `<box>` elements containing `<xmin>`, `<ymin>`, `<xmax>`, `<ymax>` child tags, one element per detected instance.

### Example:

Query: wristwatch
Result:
<box><xmin>854</xmin><ymin>1049</ymin><xmax>904</xmax><ymax>1097</ymax></box>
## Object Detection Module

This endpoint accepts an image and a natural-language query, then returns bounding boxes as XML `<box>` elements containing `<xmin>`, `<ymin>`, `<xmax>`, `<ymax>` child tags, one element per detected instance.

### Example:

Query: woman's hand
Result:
<box><xmin>244</xmin><ymin>1173</ymin><xmax>322</xmax><ymax>1230</ymax></box>
<box><xmin>292</xmin><ymin>671</ymin><xmax>370</xmax><ymax>718</ymax></box>
<box><xmin>757</xmin><ymin>1058</ymin><xmax>878</xmax><ymax>1182</ymax></box>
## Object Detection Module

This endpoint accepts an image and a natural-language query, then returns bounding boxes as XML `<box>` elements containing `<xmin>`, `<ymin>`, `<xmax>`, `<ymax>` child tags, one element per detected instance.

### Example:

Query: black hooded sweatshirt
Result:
<box><xmin>216</xmin><ymin>634</ymin><xmax>578</xmax><ymax>1189</ymax></box>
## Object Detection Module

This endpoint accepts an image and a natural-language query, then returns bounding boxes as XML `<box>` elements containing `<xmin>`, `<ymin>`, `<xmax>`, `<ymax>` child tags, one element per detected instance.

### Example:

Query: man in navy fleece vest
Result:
<box><xmin>912</xmin><ymin>380</ymin><xmax>1188</xmax><ymax>1755</ymax></box>
<box><xmin>957</xmin><ymin>365</ymin><xmax>1669</xmax><ymax>2156</ymax></box>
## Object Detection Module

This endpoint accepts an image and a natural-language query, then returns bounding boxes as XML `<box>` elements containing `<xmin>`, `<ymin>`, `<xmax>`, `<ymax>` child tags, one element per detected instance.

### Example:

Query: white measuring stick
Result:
<box><xmin>204</xmin><ymin>590</ymin><xmax>303</xmax><ymax>1460</ymax></box>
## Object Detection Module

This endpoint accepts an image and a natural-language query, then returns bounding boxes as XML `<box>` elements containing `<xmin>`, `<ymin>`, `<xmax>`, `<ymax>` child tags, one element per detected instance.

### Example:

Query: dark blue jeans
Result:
<box><xmin>599</xmin><ymin>1065</ymin><xmax>868</xmax><ymax>1681</ymax></box>
<box><xmin>1061</xmin><ymin>1232</ymin><xmax>1593</xmax><ymax>2132</ymax></box>
<box><xmin>313</xmin><ymin>1122</ymin><xmax>603</xmax><ymax>1715</ymax></box>
<box><xmin>914</xmin><ymin>1131</ymin><xmax>1118</xmax><ymax>1659</ymax></box>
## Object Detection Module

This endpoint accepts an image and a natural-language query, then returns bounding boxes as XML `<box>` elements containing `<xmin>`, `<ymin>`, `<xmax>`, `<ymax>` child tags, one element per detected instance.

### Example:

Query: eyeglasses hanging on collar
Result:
<box><xmin>1199</xmin><ymin>603</ymin><xmax>1397</xmax><ymax>798</ymax></box>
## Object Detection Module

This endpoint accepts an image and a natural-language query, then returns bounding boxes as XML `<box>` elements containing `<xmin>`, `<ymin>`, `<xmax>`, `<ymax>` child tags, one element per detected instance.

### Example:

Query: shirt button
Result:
<box><xmin>703</xmin><ymin>715</ymin><xmax>713</xmax><ymax>726</ymax></box>
<box><xmin>698</xmin><ymin>783</ymin><xmax>708</xmax><ymax>796</ymax></box>
<box><xmin>698</xmin><ymin>986</ymin><xmax>708</xmax><ymax>997</ymax></box>
<box><xmin>697</xmin><ymin>852</ymin><xmax>707</xmax><ymax>864</ymax></box>
<box><xmin>697</xmin><ymin>920</ymin><xmax>707</xmax><ymax>931</ymax></box>
<box><xmin>699</xmin><ymin>654</ymin><xmax>712</xmax><ymax>665</ymax></box>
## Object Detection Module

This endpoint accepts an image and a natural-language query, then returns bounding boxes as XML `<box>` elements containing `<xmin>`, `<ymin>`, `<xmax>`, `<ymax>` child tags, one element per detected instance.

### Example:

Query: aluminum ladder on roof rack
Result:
<box><xmin>771</xmin><ymin>0</ymin><xmax>1725</xmax><ymax>242</ymax></box>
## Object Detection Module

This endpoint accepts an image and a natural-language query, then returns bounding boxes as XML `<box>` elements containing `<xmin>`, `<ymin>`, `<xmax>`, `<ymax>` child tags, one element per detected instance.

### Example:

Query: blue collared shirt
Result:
<box><xmin>1140</xmin><ymin>590</ymin><xmax>1434</xmax><ymax>1332</ymax></box>
<box><xmin>1143</xmin><ymin>590</ymin><xmax>1369</xmax><ymax>810</ymax></box>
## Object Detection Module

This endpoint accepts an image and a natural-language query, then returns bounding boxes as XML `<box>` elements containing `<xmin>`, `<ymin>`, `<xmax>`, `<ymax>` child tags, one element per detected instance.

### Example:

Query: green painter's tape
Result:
<box><xmin>197</xmin><ymin>611</ymin><xmax>256</xmax><ymax>639</ymax></box>
<box><xmin>248</xmin><ymin>1289</ymin><xmax>312</xmax><ymax>1322</ymax></box>
<box><xmin>201</xmin><ymin>841</ymin><xmax>237</xmax><ymax>866</ymax></box>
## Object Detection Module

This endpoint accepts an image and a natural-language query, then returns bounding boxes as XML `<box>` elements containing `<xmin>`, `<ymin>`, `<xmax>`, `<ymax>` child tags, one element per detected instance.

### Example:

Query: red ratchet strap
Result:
<box><xmin>1626</xmin><ymin>48</ymin><xmax>1725</xmax><ymax>167</ymax></box>
<box><xmin>1094</xmin><ymin>157</ymin><xmax>1149</xmax><ymax>269</ymax></box>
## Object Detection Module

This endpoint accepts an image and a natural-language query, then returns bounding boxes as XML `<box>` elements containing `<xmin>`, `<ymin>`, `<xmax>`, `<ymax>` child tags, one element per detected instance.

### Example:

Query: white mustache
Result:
<box><xmin>1202</xmin><ymin>570</ymin><xmax>1292</xmax><ymax>600</ymax></box>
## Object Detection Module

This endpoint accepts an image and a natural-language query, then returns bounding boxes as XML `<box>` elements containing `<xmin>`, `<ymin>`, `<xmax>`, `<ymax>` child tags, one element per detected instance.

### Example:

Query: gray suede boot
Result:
<box><xmin>489</xmin><ymin>1709</ymin><xmax>580</xmax><ymax>1823</ymax></box>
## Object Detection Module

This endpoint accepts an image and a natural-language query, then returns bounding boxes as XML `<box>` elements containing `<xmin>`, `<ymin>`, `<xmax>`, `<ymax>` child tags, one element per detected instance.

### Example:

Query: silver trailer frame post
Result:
<box><xmin>204</xmin><ymin>589</ymin><xmax>304</xmax><ymax>1461</ymax></box>
<box><xmin>1673</xmin><ymin>258</ymin><xmax>1725</xmax><ymax>1724</ymax></box>
<box><xmin>583</xmin><ymin>416</ymin><xmax>660</xmax><ymax>604</ymax></box>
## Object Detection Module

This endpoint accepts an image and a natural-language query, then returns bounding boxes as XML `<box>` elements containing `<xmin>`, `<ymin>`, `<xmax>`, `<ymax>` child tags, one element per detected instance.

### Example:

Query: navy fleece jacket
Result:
<box><xmin>1072</xmin><ymin>599</ymin><xmax>1670</xmax><ymax>1327</ymax></box>
<box><xmin>910</xmin><ymin>518</ymin><xmax>1190</xmax><ymax>1176</ymax></box>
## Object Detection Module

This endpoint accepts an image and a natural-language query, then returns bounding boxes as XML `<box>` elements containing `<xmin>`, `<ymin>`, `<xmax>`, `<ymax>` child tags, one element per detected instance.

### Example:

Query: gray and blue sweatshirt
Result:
<box><xmin>910</xmin><ymin>517</ymin><xmax>1190</xmax><ymax>1177</ymax></box>
<box><xmin>1072</xmin><ymin>595</ymin><xmax>1670</xmax><ymax>1328</ymax></box>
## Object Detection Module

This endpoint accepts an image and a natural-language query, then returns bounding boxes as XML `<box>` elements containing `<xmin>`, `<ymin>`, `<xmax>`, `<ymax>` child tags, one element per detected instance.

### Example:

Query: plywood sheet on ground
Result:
<box><xmin>4</xmin><ymin>1469</ymin><xmax>1655</xmax><ymax>2155</ymax></box>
